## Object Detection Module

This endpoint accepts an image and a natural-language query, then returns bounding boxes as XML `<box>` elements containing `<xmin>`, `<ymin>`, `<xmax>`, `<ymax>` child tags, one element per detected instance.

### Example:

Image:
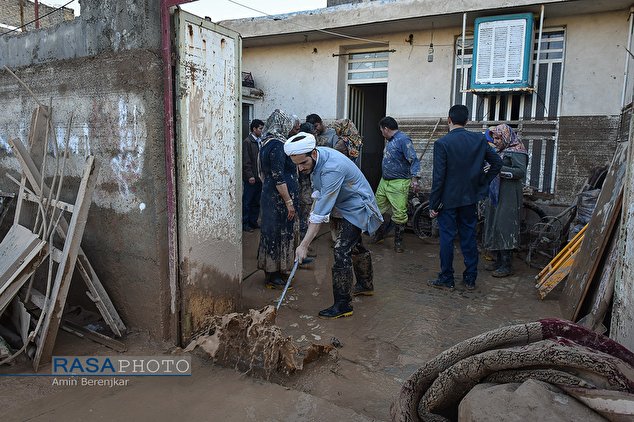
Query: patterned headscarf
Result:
<box><xmin>333</xmin><ymin>119</ymin><xmax>363</xmax><ymax>158</ymax></box>
<box><xmin>491</xmin><ymin>124</ymin><xmax>527</xmax><ymax>155</ymax></box>
<box><xmin>488</xmin><ymin>124</ymin><xmax>527</xmax><ymax>207</ymax></box>
<box><xmin>261</xmin><ymin>109</ymin><xmax>295</xmax><ymax>146</ymax></box>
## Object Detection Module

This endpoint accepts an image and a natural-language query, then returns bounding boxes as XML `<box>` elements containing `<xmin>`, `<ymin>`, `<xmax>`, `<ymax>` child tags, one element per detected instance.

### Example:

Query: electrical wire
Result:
<box><xmin>1</xmin><ymin>0</ymin><xmax>74</xmax><ymax>36</ymax></box>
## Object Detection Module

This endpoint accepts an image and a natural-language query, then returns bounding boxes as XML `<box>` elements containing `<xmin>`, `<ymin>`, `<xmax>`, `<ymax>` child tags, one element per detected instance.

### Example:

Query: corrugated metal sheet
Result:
<box><xmin>175</xmin><ymin>10</ymin><xmax>242</xmax><ymax>341</ymax></box>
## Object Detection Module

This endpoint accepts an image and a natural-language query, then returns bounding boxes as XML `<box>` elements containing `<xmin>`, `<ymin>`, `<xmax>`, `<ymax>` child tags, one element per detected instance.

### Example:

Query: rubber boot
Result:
<box><xmin>265</xmin><ymin>271</ymin><xmax>289</xmax><ymax>290</ymax></box>
<box><xmin>352</xmin><ymin>250</ymin><xmax>374</xmax><ymax>296</ymax></box>
<box><xmin>484</xmin><ymin>251</ymin><xmax>502</xmax><ymax>271</ymax></box>
<box><xmin>492</xmin><ymin>250</ymin><xmax>513</xmax><ymax>278</ymax></box>
<box><xmin>394</xmin><ymin>224</ymin><xmax>405</xmax><ymax>253</ymax></box>
<box><xmin>319</xmin><ymin>268</ymin><xmax>353</xmax><ymax>319</ymax></box>
<box><xmin>370</xmin><ymin>222</ymin><xmax>386</xmax><ymax>244</ymax></box>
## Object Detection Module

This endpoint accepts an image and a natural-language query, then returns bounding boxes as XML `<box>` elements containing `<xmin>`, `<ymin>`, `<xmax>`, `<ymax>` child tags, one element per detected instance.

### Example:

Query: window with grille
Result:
<box><xmin>453</xmin><ymin>28</ymin><xmax>566</xmax><ymax>194</ymax></box>
<box><xmin>347</xmin><ymin>51</ymin><xmax>389</xmax><ymax>82</ymax></box>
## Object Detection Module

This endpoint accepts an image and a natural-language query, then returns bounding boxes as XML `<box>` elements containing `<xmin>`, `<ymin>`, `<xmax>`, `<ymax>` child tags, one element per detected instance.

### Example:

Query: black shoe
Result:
<box><xmin>484</xmin><ymin>262</ymin><xmax>500</xmax><ymax>271</ymax></box>
<box><xmin>492</xmin><ymin>268</ymin><xmax>512</xmax><ymax>278</ymax></box>
<box><xmin>243</xmin><ymin>225</ymin><xmax>254</xmax><ymax>232</ymax></box>
<box><xmin>265</xmin><ymin>274</ymin><xmax>291</xmax><ymax>290</ymax></box>
<box><xmin>250</xmin><ymin>223</ymin><xmax>260</xmax><ymax>229</ymax></box>
<box><xmin>318</xmin><ymin>302</ymin><xmax>353</xmax><ymax>319</ymax></box>
<box><xmin>427</xmin><ymin>279</ymin><xmax>455</xmax><ymax>291</ymax></box>
<box><xmin>464</xmin><ymin>282</ymin><xmax>476</xmax><ymax>290</ymax></box>
<box><xmin>352</xmin><ymin>284</ymin><xmax>374</xmax><ymax>296</ymax></box>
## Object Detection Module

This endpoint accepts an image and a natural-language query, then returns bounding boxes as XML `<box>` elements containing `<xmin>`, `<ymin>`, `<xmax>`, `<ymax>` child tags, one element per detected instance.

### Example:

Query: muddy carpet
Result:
<box><xmin>391</xmin><ymin>318</ymin><xmax>634</xmax><ymax>421</ymax></box>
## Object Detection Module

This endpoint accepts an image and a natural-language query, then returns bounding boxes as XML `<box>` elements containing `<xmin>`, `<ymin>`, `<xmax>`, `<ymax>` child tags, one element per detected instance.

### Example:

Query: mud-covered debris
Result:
<box><xmin>331</xmin><ymin>337</ymin><xmax>343</xmax><ymax>348</ymax></box>
<box><xmin>185</xmin><ymin>305</ymin><xmax>334</xmax><ymax>378</ymax></box>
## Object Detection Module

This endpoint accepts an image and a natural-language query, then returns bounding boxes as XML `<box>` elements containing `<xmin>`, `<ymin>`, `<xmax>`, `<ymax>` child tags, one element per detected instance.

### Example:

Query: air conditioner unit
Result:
<box><xmin>470</xmin><ymin>13</ymin><xmax>534</xmax><ymax>92</ymax></box>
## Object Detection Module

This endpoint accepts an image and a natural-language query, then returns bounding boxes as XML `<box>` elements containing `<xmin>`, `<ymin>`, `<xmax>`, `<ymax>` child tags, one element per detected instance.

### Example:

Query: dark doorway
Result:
<box><xmin>348</xmin><ymin>83</ymin><xmax>387</xmax><ymax>191</ymax></box>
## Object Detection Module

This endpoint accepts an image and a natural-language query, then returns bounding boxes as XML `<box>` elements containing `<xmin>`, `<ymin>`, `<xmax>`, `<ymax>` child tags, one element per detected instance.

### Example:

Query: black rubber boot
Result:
<box><xmin>370</xmin><ymin>222</ymin><xmax>386</xmax><ymax>244</ymax></box>
<box><xmin>394</xmin><ymin>224</ymin><xmax>405</xmax><ymax>253</ymax></box>
<box><xmin>319</xmin><ymin>268</ymin><xmax>353</xmax><ymax>319</ymax></box>
<box><xmin>265</xmin><ymin>271</ymin><xmax>290</xmax><ymax>290</ymax></box>
<box><xmin>492</xmin><ymin>250</ymin><xmax>513</xmax><ymax>278</ymax></box>
<box><xmin>484</xmin><ymin>251</ymin><xmax>502</xmax><ymax>271</ymax></box>
<box><xmin>352</xmin><ymin>250</ymin><xmax>374</xmax><ymax>296</ymax></box>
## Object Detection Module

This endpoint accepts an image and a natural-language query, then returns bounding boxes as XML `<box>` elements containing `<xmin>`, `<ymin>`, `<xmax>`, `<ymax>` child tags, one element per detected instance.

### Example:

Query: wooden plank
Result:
<box><xmin>537</xmin><ymin>249</ymin><xmax>578</xmax><ymax>299</ymax></box>
<box><xmin>9</xmin><ymin>137</ymin><xmax>126</xmax><ymax>337</ymax></box>
<box><xmin>28</xmin><ymin>290</ymin><xmax>126</xmax><ymax>352</ymax></box>
<box><xmin>33</xmin><ymin>156</ymin><xmax>99</xmax><ymax>370</ymax></box>
<box><xmin>0</xmin><ymin>225</ymin><xmax>40</xmax><ymax>285</ymax></box>
<box><xmin>535</xmin><ymin>225</ymin><xmax>586</xmax><ymax>285</ymax></box>
<box><xmin>577</xmin><ymin>226</ymin><xmax>620</xmax><ymax>332</ymax></box>
<box><xmin>22</xmin><ymin>191</ymin><xmax>74</xmax><ymax>213</ymax></box>
<box><xmin>13</xmin><ymin>106</ymin><xmax>50</xmax><ymax>227</ymax></box>
<box><xmin>60</xmin><ymin>321</ymin><xmax>127</xmax><ymax>353</ymax></box>
<box><xmin>0</xmin><ymin>242</ymin><xmax>47</xmax><ymax>315</ymax></box>
<box><xmin>560</xmin><ymin>141</ymin><xmax>628</xmax><ymax>320</ymax></box>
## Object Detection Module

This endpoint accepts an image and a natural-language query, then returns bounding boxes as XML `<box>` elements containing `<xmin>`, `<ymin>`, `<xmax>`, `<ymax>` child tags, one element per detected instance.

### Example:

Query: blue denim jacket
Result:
<box><xmin>310</xmin><ymin>147</ymin><xmax>383</xmax><ymax>235</ymax></box>
<box><xmin>382</xmin><ymin>130</ymin><xmax>421</xmax><ymax>180</ymax></box>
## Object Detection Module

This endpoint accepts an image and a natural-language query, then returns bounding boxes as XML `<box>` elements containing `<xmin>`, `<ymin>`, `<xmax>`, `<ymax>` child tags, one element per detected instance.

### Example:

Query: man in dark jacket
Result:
<box><xmin>242</xmin><ymin>118</ymin><xmax>264</xmax><ymax>232</ymax></box>
<box><xmin>428</xmin><ymin>105</ymin><xmax>502</xmax><ymax>290</ymax></box>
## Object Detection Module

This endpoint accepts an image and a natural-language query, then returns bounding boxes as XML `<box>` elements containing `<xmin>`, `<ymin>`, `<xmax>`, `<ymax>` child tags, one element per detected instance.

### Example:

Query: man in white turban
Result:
<box><xmin>284</xmin><ymin>132</ymin><xmax>383</xmax><ymax>319</ymax></box>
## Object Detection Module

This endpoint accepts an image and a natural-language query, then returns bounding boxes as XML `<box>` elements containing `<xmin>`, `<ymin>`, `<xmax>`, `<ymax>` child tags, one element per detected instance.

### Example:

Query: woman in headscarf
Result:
<box><xmin>257</xmin><ymin>109</ymin><xmax>300</xmax><ymax>288</ymax></box>
<box><xmin>333</xmin><ymin>118</ymin><xmax>363</xmax><ymax>164</ymax></box>
<box><xmin>483</xmin><ymin>124</ymin><xmax>528</xmax><ymax>277</ymax></box>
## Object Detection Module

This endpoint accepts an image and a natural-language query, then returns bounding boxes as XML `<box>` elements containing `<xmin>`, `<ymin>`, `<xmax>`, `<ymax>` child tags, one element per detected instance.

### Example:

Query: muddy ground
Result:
<box><xmin>1</xmin><ymin>228</ymin><xmax>562</xmax><ymax>421</ymax></box>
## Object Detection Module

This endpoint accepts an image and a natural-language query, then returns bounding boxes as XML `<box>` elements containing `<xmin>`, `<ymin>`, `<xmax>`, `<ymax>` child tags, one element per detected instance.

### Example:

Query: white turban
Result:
<box><xmin>284</xmin><ymin>132</ymin><xmax>317</xmax><ymax>156</ymax></box>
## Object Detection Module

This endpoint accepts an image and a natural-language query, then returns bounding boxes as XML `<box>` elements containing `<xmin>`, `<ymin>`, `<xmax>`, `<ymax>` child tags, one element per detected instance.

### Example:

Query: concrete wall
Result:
<box><xmin>548</xmin><ymin>11</ymin><xmax>629</xmax><ymax>116</ymax></box>
<box><xmin>0</xmin><ymin>0</ymin><xmax>172</xmax><ymax>339</ymax></box>
<box><xmin>0</xmin><ymin>0</ymin><xmax>74</xmax><ymax>31</ymax></box>
<box><xmin>238</xmin><ymin>9</ymin><xmax>630</xmax><ymax>202</ymax></box>
<box><xmin>0</xmin><ymin>0</ymin><xmax>160</xmax><ymax>68</ymax></box>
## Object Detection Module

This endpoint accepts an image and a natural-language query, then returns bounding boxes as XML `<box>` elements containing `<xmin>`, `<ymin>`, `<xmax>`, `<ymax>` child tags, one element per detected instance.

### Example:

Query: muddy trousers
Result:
<box><xmin>333</xmin><ymin>218</ymin><xmax>374</xmax><ymax>305</ymax></box>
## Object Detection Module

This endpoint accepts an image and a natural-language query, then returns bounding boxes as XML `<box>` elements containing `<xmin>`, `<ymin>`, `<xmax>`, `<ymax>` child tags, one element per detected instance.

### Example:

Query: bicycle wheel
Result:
<box><xmin>412</xmin><ymin>202</ymin><xmax>433</xmax><ymax>239</ymax></box>
<box><xmin>520</xmin><ymin>201</ymin><xmax>547</xmax><ymax>247</ymax></box>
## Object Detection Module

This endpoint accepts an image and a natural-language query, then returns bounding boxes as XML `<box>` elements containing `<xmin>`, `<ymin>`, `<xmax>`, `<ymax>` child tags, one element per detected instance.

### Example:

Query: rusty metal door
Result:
<box><xmin>174</xmin><ymin>10</ymin><xmax>242</xmax><ymax>342</ymax></box>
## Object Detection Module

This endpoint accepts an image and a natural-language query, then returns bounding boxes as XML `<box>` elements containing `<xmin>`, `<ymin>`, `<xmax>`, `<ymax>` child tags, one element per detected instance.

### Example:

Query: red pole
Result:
<box><xmin>34</xmin><ymin>0</ymin><xmax>40</xmax><ymax>29</ymax></box>
<box><xmin>160</xmin><ymin>0</ymin><xmax>196</xmax><ymax>343</ymax></box>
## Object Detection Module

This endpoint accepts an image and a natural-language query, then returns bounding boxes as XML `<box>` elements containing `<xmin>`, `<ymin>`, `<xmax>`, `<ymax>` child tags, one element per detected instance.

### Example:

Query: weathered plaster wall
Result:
<box><xmin>238</xmin><ymin>10</ymin><xmax>629</xmax><ymax>202</ymax></box>
<box><xmin>0</xmin><ymin>0</ymin><xmax>173</xmax><ymax>340</ymax></box>
<box><xmin>0</xmin><ymin>0</ymin><xmax>160</xmax><ymax>68</ymax></box>
<box><xmin>242</xmin><ymin>11</ymin><xmax>628</xmax><ymax>119</ymax></box>
<box><xmin>548</xmin><ymin>10</ymin><xmax>629</xmax><ymax>117</ymax></box>
<box><xmin>0</xmin><ymin>0</ymin><xmax>75</xmax><ymax>31</ymax></box>
<box><xmin>0</xmin><ymin>50</ymin><xmax>170</xmax><ymax>339</ymax></box>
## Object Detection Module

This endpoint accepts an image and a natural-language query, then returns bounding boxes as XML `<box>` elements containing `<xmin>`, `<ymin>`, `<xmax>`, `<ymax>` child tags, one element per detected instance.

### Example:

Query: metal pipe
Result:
<box><xmin>461</xmin><ymin>12</ymin><xmax>467</xmax><ymax>92</ymax></box>
<box><xmin>161</xmin><ymin>0</ymin><xmax>195</xmax><ymax>343</ymax></box>
<box><xmin>533</xmin><ymin>5</ymin><xmax>545</xmax><ymax>110</ymax></box>
<box><xmin>621</xmin><ymin>7</ymin><xmax>634</xmax><ymax>108</ymax></box>
<box><xmin>34</xmin><ymin>0</ymin><xmax>40</xmax><ymax>29</ymax></box>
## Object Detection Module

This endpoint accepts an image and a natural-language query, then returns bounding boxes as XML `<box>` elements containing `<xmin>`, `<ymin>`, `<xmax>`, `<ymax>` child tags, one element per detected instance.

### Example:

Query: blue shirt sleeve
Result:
<box><xmin>402</xmin><ymin>137</ymin><xmax>421</xmax><ymax>177</ymax></box>
<box><xmin>311</xmin><ymin>169</ymin><xmax>345</xmax><ymax>220</ymax></box>
<box><xmin>429</xmin><ymin>141</ymin><xmax>447</xmax><ymax>211</ymax></box>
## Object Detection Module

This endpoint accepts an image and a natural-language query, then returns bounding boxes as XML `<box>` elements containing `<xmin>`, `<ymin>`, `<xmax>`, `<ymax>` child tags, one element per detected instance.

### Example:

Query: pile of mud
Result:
<box><xmin>185</xmin><ymin>305</ymin><xmax>334</xmax><ymax>378</ymax></box>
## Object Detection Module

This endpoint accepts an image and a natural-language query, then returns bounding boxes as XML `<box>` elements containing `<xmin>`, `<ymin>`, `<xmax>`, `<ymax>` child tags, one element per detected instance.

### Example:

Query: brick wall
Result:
<box><xmin>0</xmin><ymin>0</ymin><xmax>74</xmax><ymax>31</ymax></box>
<box><xmin>388</xmin><ymin>115</ymin><xmax>621</xmax><ymax>205</ymax></box>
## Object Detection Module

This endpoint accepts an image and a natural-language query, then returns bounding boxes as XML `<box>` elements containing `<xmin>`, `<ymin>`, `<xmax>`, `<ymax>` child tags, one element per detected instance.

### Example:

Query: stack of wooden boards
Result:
<box><xmin>535</xmin><ymin>139</ymin><xmax>628</xmax><ymax>332</ymax></box>
<box><xmin>0</xmin><ymin>106</ymin><xmax>125</xmax><ymax>370</ymax></box>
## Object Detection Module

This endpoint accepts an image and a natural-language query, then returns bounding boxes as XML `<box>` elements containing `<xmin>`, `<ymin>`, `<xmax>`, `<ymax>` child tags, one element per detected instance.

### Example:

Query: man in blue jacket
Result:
<box><xmin>373</xmin><ymin>116</ymin><xmax>421</xmax><ymax>253</ymax></box>
<box><xmin>428</xmin><ymin>105</ymin><xmax>502</xmax><ymax>290</ymax></box>
<box><xmin>285</xmin><ymin>132</ymin><xmax>383</xmax><ymax>319</ymax></box>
